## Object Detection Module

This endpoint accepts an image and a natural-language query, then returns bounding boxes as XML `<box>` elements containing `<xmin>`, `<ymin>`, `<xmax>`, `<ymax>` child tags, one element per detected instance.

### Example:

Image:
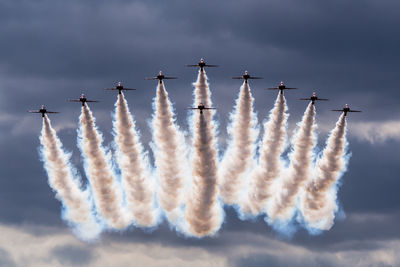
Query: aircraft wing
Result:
<box><xmin>299</xmin><ymin>98</ymin><xmax>311</xmax><ymax>100</ymax></box>
<box><xmin>349</xmin><ymin>110</ymin><xmax>362</xmax><ymax>112</ymax></box>
<box><xmin>28</xmin><ymin>110</ymin><xmax>40</xmax><ymax>113</ymax></box>
<box><xmin>46</xmin><ymin>111</ymin><xmax>59</xmax><ymax>114</ymax></box>
<box><xmin>317</xmin><ymin>98</ymin><xmax>329</xmax><ymax>101</ymax></box>
<box><xmin>86</xmin><ymin>100</ymin><xmax>99</xmax><ymax>103</ymax></box>
<box><xmin>145</xmin><ymin>77</ymin><xmax>158</xmax><ymax>80</ymax></box>
<box><xmin>267</xmin><ymin>87</ymin><xmax>296</xmax><ymax>90</ymax></box>
<box><xmin>186</xmin><ymin>107</ymin><xmax>199</xmax><ymax>110</ymax></box>
<box><xmin>105</xmin><ymin>88</ymin><xmax>136</xmax><ymax>90</ymax></box>
<box><xmin>232</xmin><ymin>77</ymin><xmax>244</xmax><ymax>79</ymax></box>
<box><xmin>204</xmin><ymin>107</ymin><xmax>216</xmax><ymax>110</ymax></box>
<box><xmin>249</xmin><ymin>77</ymin><xmax>263</xmax><ymax>79</ymax></box>
<box><xmin>163</xmin><ymin>77</ymin><xmax>178</xmax><ymax>80</ymax></box>
<box><xmin>205</xmin><ymin>64</ymin><xmax>218</xmax><ymax>67</ymax></box>
<box><xmin>187</xmin><ymin>65</ymin><xmax>199</xmax><ymax>67</ymax></box>
<box><xmin>68</xmin><ymin>99</ymin><xmax>81</xmax><ymax>102</ymax></box>
<box><xmin>332</xmin><ymin>109</ymin><xmax>344</xmax><ymax>112</ymax></box>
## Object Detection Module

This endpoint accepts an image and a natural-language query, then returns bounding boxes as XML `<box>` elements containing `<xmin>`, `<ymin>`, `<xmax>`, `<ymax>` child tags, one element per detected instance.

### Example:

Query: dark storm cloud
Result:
<box><xmin>0</xmin><ymin>0</ymin><xmax>398</xmax><ymax>219</ymax></box>
<box><xmin>339</xmin><ymin>139</ymin><xmax>400</xmax><ymax>213</ymax></box>
<box><xmin>0</xmin><ymin>134</ymin><xmax>62</xmax><ymax>225</ymax></box>
<box><xmin>0</xmin><ymin>0</ymin><xmax>399</xmax><ymax>265</ymax></box>
<box><xmin>0</xmin><ymin>0</ymin><xmax>397</xmax><ymax>129</ymax></box>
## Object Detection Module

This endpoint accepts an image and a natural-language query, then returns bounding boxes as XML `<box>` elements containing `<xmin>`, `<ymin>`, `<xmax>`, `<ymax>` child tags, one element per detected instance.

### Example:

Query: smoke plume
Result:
<box><xmin>301</xmin><ymin>114</ymin><xmax>348</xmax><ymax>230</ymax></box>
<box><xmin>113</xmin><ymin>94</ymin><xmax>157</xmax><ymax>227</ymax></box>
<box><xmin>40</xmin><ymin>115</ymin><xmax>101</xmax><ymax>240</ymax></box>
<box><xmin>185</xmin><ymin>70</ymin><xmax>223</xmax><ymax>237</ymax></box>
<box><xmin>267</xmin><ymin>102</ymin><xmax>317</xmax><ymax>222</ymax></box>
<box><xmin>193</xmin><ymin>69</ymin><xmax>212</xmax><ymax>106</ymax></box>
<box><xmin>151</xmin><ymin>82</ymin><xmax>188</xmax><ymax>223</ymax></box>
<box><xmin>79</xmin><ymin>105</ymin><xmax>130</xmax><ymax>229</ymax></box>
<box><xmin>219</xmin><ymin>82</ymin><xmax>258</xmax><ymax>205</ymax></box>
<box><xmin>242</xmin><ymin>93</ymin><xmax>288</xmax><ymax>215</ymax></box>
<box><xmin>36</xmin><ymin>70</ymin><xmax>354</xmax><ymax>238</ymax></box>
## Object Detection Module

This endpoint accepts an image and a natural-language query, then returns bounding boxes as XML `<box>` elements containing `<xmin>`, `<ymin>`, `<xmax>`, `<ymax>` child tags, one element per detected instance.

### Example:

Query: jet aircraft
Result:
<box><xmin>299</xmin><ymin>92</ymin><xmax>329</xmax><ymax>105</ymax></box>
<box><xmin>68</xmin><ymin>94</ymin><xmax>99</xmax><ymax>106</ymax></box>
<box><xmin>268</xmin><ymin>81</ymin><xmax>297</xmax><ymax>94</ymax></box>
<box><xmin>105</xmin><ymin>82</ymin><xmax>136</xmax><ymax>95</ymax></box>
<box><xmin>28</xmin><ymin>105</ymin><xmax>59</xmax><ymax>117</ymax></box>
<box><xmin>146</xmin><ymin>71</ymin><xmax>177</xmax><ymax>84</ymax></box>
<box><xmin>232</xmin><ymin>71</ymin><xmax>263</xmax><ymax>83</ymax></box>
<box><xmin>332</xmin><ymin>104</ymin><xmax>361</xmax><ymax>116</ymax></box>
<box><xmin>187</xmin><ymin>103</ymin><xmax>216</xmax><ymax>114</ymax></box>
<box><xmin>187</xmin><ymin>58</ymin><xmax>218</xmax><ymax>71</ymax></box>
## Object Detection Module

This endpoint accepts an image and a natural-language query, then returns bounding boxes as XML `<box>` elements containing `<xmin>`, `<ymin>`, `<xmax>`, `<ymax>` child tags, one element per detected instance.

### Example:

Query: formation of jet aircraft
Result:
<box><xmin>28</xmin><ymin>58</ymin><xmax>361</xmax><ymax>118</ymax></box>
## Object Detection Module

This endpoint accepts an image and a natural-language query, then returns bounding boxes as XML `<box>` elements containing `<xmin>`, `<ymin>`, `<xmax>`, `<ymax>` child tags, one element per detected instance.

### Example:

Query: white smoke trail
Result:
<box><xmin>219</xmin><ymin>82</ymin><xmax>258</xmax><ymax>205</ymax></box>
<box><xmin>193</xmin><ymin>69</ymin><xmax>212</xmax><ymax>107</ymax></box>
<box><xmin>184</xmin><ymin>70</ymin><xmax>223</xmax><ymax>237</ymax></box>
<box><xmin>241</xmin><ymin>93</ymin><xmax>288</xmax><ymax>215</ymax></box>
<box><xmin>151</xmin><ymin>82</ymin><xmax>188</xmax><ymax>224</ymax></box>
<box><xmin>300</xmin><ymin>114</ymin><xmax>348</xmax><ymax>230</ymax></box>
<box><xmin>40</xmin><ymin>115</ymin><xmax>101</xmax><ymax>240</ymax></box>
<box><xmin>79</xmin><ymin>105</ymin><xmax>130</xmax><ymax>229</ymax></box>
<box><xmin>113</xmin><ymin>94</ymin><xmax>157</xmax><ymax>227</ymax></box>
<box><xmin>267</xmin><ymin>102</ymin><xmax>317</xmax><ymax>222</ymax></box>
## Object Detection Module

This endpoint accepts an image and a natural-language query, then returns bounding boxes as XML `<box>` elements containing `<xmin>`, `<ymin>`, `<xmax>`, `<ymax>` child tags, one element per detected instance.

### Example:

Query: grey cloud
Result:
<box><xmin>1</xmin><ymin>223</ymin><xmax>400</xmax><ymax>267</ymax></box>
<box><xmin>349</xmin><ymin>120</ymin><xmax>400</xmax><ymax>143</ymax></box>
<box><xmin>51</xmin><ymin>245</ymin><xmax>94</xmax><ymax>266</ymax></box>
<box><xmin>0</xmin><ymin>247</ymin><xmax>16</xmax><ymax>267</ymax></box>
<box><xmin>236</xmin><ymin>253</ymin><xmax>335</xmax><ymax>267</ymax></box>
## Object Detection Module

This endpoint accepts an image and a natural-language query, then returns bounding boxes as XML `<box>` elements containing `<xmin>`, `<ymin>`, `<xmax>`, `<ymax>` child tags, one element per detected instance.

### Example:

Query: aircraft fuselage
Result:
<box><xmin>310</xmin><ymin>96</ymin><xmax>317</xmax><ymax>104</ymax></box>
<box><xmin>39</xmin><ymin>109</ymin><xmax>46</xmax><ymax>117</ymax></box>
<box><xmin>198</xmin><ymin>104</ymin><xmax>205</xmax><ymax>114</ymax></box>
<box><xmin>157</xmin><ymin>75</ymin><xmax>165</xmax><ymax>84</ymax></box>
<box><xmin>79</xmin><ymin>98</ymin><xmax>87</xmax><ymax>106</ymax></box>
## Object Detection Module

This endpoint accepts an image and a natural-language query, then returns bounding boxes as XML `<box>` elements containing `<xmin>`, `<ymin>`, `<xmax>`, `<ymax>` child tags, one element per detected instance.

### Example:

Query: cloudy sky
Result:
<box><xmin>0</xmin><ymin>0</ymin><xmax>399</xmax><ymax>266</ymax></box>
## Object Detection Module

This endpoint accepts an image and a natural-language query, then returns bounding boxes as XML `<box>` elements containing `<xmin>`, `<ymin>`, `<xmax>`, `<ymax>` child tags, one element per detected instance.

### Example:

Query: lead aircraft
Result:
<box><xmin>187</xmin><ymin>58</ymin><xmax>218</xmax><ymax>72</ymax></box>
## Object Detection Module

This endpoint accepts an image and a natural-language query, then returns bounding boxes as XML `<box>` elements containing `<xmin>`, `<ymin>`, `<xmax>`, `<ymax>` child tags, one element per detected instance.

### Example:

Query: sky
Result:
<box><xmin>0</xmin><ymin>0</ymin><xmax>399</xmax><ymax>266</ymax></box>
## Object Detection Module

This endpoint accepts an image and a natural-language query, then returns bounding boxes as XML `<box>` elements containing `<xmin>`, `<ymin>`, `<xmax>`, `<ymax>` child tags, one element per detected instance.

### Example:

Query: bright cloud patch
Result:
<box><xmin>350</xmin><ymin>120</ymin><xmax>400</xmax><ymax>143</ymax></box>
